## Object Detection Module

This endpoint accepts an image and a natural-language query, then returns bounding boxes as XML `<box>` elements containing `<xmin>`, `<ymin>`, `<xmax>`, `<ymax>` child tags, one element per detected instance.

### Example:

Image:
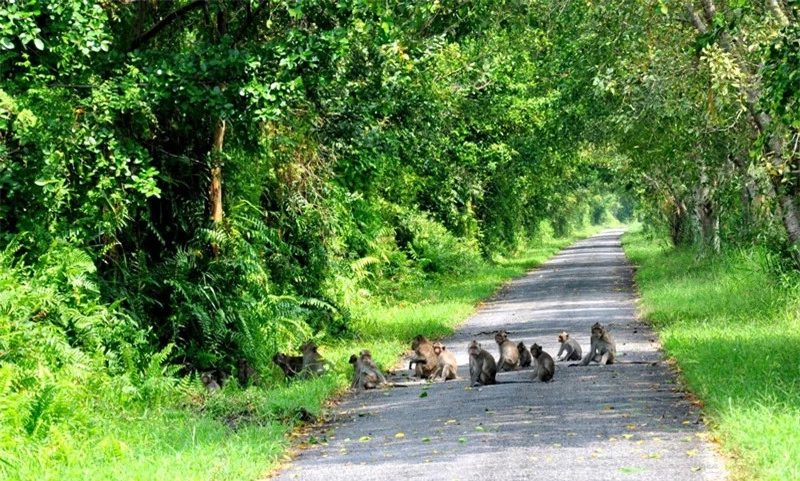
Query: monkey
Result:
<box><xmin>349</xmin><ymin>349</ymin><xmax>387</xmax><ymax>389</ymax></box>
<box><xmin>468</xmin><ymin>340</ymin><xmax>497</xmax><ymax>387</ymax></box>
<box><xmin>272</xmin><ymin>352</ymin><xmax>303</xmax><ymax>379</ymax></box>
<box><xmin>300</xmin><ymin>341</ymin><xmax>328</xmax><ymax>377</ymax></box>
<box><xmin>517</xmin><ymin>341</ymin><xmax>533</xmax><ymax>368</ymax></box>
<box><xmin>494</xmin><ymin>330</ymin><xmax>519</xmax><ymax>371</ymax></box>
<box><xmin>578</xmin><ymin>322</ymin><xmax>616</xmax><ymax>366</ymax></box>
<box><xmin>556</xmin><ymin>331</ymin><xmax>583</xmax><ymax>362</ymax></box>
<box><xmin>408</xmin><ymin>335</ymin><xmax>437</xmax><ymax>379</ymax></box>
<box><xmin>432</xmin><ymin>341</ymin><xmax>458</xmax><ymax>381</ymax></box>
<box><xmin>237</xmin><ymin>358</ymin><xmax>259</xmax><ymax>387</ymax></box>
<box><xmin>201</xmin><ymin>372</ymin><xmax>221</xmax><ymax>392</ymax></box>
<box><xmin>530</xmin><ymin>343</ymin><xmax>555</xmax><ymax>382</ymax></box>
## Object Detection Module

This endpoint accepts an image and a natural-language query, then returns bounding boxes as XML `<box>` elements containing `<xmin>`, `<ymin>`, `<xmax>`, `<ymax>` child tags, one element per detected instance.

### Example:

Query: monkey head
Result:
<box><xmin>517</xmin><ymin>341</ymin><xmax>527</xmax><ymax>352</ymax></box>
<box><xmin>432</xmin><ymin>341</ymin><xmax>444</xmax><ymax>355</ymax></box>
<box><xmin>349</xmin><ymin>354</ymin><xmax>358</xmax><ymax>365</ymax></box>
<box><xmin>494</xmin><ymin>330</ymin><xmax>509</xmax><ymax>344</ymax></box>
<box><xmin>411</xmin><ymin>335</ymin><xmax>427</xmax><ymax>351</ymax></box>
<box><xmin>558</xmin><ymin>331</ymin><xmax>569</xmax><ymax>343</ymax></box>
<box><xmin>530</xmin><ymin>343</ymin><xmax>543</xmax><ymax>357</ymax></box>
<box><xmin>467</xmin><ymin>340</ymin><xmax>481</xmax><ymax>356</ymax></box>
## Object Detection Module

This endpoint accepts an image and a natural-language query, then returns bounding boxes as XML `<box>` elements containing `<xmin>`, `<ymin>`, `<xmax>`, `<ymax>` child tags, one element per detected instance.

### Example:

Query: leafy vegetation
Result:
<box><xmin>3</xmin><ymin>0</ymin><xmax>800</xmax><ymax>479</ymax></box>
<box><xmin>624</xmin><ymin>228</ymin><xmax>800</xmax><ymax>481</ymax></box>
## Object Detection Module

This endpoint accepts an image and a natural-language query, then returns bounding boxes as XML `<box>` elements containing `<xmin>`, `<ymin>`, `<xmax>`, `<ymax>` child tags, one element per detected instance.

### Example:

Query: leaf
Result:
<box><xmin>0</xmin><ymin>38</ymin><xmax>13</xmax><ymax>50</ymax></box>
<box><xmin>458</xmin><ymin>438</ymin><xmax>467</xmax><ymax>444</ymax></box>
<box><xmin>474</xmin><ymin>426</ymin><xmax>484</xmax><ymax>431</ymax></box>
<box><xmin>358</xmin><ymin>436</ymin><xmax>370</xmax><ymax>442</ymax></box>
<box><xmin>421</xmin><ymin>437</ymin><xmax>430</xmax><ymax>443</ymax></box>
<box><xmin>686</xmin><ymin>450</ymin><xmax>698</xmax><ymax>457</ymax></box>
<box><xmin>395</xmin><ymin>433</ymin><xmax>405</xmax><ymax>438</ymax></box>
<box><xmin>34</xmin><ymin>38</ymin><xmax>44</xmax><ymax>50</ymax></box>
<box><xmin>419</xmin><ymin>391</ymin><xmax>428</xmax><ymax>398</ymax></box>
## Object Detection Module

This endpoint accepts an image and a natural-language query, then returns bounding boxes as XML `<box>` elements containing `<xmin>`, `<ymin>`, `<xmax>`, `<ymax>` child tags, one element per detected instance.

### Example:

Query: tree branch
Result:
<box><xmin>128</xmin><ymin>0</ymin><xmax>206</xmax><ymax>52</ymax></box>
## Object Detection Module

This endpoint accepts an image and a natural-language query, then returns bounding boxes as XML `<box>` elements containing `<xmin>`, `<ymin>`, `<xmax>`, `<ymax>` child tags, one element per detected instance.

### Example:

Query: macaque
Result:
<box><xmin>237</xmin><ymin>358</ymin><xmax>259</xmax><ymax>387</ymax></box>
<box><xmin>579</xmin><ymin>322</ymin><xmax>616</xmax><ymax>365</ymax></box>
<box><xmin>432</xmin><ymin>341</ymin><xmax>458</xmax><ymax>381</ymax></box>
<box><xmin>494</xmin><ymin>330</ymin><xmax>519</xmax><ymax>371</ymax></box>
<box><xmin>201</xmin><ymin>372</ymin><xmax>221</xmax><ymax>392</ymax></box>
<box><xmin>468</xmin><ymin>340</ymin><xmax>497</xmax><ymax>387</ymax></box>
<box><xmin>273</xmin><ymin>352</ymin><xmax>303</xmax><ymax>379</ymax></box>
<box><xmin>408</xmin><ymin>335</ymin><xmax>437</xmax><ymax>379</ymax></box>
<box><xmin>556</xmin><ymin>331</ymin><xmax>583</xmax><ymax>362</ymax></box>
<box><xmin>517</xmin><ymin>342</ymin><xmax>533</xmax><ymax>368</ymax></box>
<box><xmin>300</xmin><ymin>341</ymin><xmax>328</xmax><ymax>377</ymax></box>
<box><xmin>530</xmin><ymin>343</ymin><xmax>555</xmax><ymax>382</ymax></box>
<box><xmin>349</xmin><ymin>349</ymin><xmax>387</xmax><ymax>389</ymax></box>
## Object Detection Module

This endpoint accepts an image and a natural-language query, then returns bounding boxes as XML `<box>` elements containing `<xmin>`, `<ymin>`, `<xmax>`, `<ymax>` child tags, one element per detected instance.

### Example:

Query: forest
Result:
<box><xmin>1</xmin><ymin>1</ymin><xmax>799</xmax><ymax>480</ymax></box>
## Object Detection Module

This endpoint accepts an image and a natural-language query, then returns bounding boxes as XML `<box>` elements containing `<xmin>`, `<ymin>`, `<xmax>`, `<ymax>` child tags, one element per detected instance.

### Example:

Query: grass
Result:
<box><xmin>3</xmin><ymin>224</ymin><xmax>611</xmax><ymax>481</ymax></box>
<box><xmin>622</xmin><ymin>228</ymin><xmax>800</xmax><ymax>481</ymax></box>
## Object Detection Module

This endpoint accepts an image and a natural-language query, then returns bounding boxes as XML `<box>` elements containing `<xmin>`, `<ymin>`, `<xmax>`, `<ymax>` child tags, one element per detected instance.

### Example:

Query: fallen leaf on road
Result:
<box><xmin>686</xmin><ymin>450</ymin><xmax>697</xmax><ymax>457</ymax></box>
<box><xmin>395</xmin><ymin>433</ymin><xmax>405</xmax><ymax>438</ymax></box>
<box><xmin>358</xmin><ymin>436</ymin><xmax>370</xmax><ymax>442</ymax></box>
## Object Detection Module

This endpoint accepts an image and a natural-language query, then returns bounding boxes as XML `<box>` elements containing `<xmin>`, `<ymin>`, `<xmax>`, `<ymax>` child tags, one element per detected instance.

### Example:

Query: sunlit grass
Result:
<box><xmin>6</xmin><ymin>224</ymin><xmax>612</xmax><ymax>481</ymax></box>
<box><xmin>622</xmin><ymin>228</ymin><xmax>800</xmax><ymax>481</ymax></box>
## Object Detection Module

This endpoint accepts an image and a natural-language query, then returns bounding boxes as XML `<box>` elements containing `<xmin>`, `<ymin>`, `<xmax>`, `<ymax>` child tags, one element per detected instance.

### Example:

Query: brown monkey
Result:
<box><xmin>579</xmin><ymin>323</ymin><xmax>616</xmax><ymax>365</ymax></box>
<box><xmin>237</xmin><ymin>358</ymin><xmax>259</xmax><ymax>387</ymax></box>
<box><xmin>432</xmin><ymin>341</ymin><xmax>458</xmax><ymax>381</ymax></box>
<box><xmin>201</xmin><ymin>372</ymin><xmax>221</xmax><ymax>392</ymax></box>
<box><xmin>349</xmin><ymin>349</ymin><xmax>387</xmax><ymax>389</ymax></box>
<box><xmin>300</xmin><ymin>341</ymin><xmax>328</xmax><ymax>377</ymax></box>
<box><xmin>468</xmin><ymin>340</ymin><xmax>497</xmax><ymax>387</ymax></box>
<box><xmin>272</xmin><ymin>352</ymin><xmax>303</xmax><ymax>379</ymax></box>
<box><xmin>517</xmin><ymin>342</ymin><xmax>532</xmax><ymax>368</ymax></box>
<box><xmin>556</xmin><ymin>331</ymin><xmax>582</xmax><ymax>362</ymax></box>
<box><xmin>408</xmin><ymin>335</ymin><xmax>437</xmax><ymax>379</ymax></box>
<box><xmin>530</xmin><ymin>343</ymin><xmax>555</xmax><ymax>382</ymax></box>
<box><xmin>494</xmin><ymin>330</ymin><xmax>519</xmax><ymax>371</ymax></box>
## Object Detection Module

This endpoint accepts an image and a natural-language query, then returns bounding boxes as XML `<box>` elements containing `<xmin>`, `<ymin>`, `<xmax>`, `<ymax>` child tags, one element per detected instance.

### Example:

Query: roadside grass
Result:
<box><xmin>5</xmin><ymin>225</ymin><xmax>611</xmax><ymax>481</ymax></box>
<box><xmin>622</xmin><ymin>229</ymin><xmax>800</xmax><ymax>481</ymax></box>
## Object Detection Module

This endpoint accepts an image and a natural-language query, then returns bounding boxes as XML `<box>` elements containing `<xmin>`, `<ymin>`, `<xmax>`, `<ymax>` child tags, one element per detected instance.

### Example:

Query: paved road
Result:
<box><xmin>274</xmin><ymin>229</ymin><xmax>727</xmax><ymax>480</ymax></box>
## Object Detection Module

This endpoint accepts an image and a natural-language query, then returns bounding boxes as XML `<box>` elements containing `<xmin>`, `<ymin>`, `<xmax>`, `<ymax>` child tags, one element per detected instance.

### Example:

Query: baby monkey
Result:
<box><xmin>432</xmin><ymin>341</ymin><xmax>458</xmax><ymax>381</ymax></box>
<box><xmin>556</xmin><ymin>331</ymin><xmax>582</xmax><ymax>362</ymax></box>
<box><xmin>517</xmin><ymin>342</ymin><xmax>533</xmax><ymax>368</ymax></box>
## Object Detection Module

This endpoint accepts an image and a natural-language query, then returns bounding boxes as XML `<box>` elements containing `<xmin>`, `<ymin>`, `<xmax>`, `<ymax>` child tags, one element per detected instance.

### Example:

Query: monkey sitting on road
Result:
<box><xmin>432</xmin><ymin>341</ymin><xmax>458</xmax><ymax>381</ymax></box>
<box><xmin>517</xmin><ymin>342</ymin><xmax>533</xmax><ymax>368</ymax></box>
<box><xmin>577</xmin><ymin>322</ymin><xmax>616</xmax><ymax>366</ymax></box>
<box><xmin>530</xmin><ymin>343</ymin><xmax>555</xmax><ymax>382</ymax></box>
<box><xmin>468</xmin><ymin>340</ymin><xmax>497</xmax><ymax>386</ymax></box>
<box><xmin>350</xmin><ymin>350</ymin><xmax>387</xmax><ymax>389</ymax></box>
<box><xmin>556</xmin><ymin>331</ymin><xmax>582</xmax><ymax>362</ymax></box>
<box><xmin>494</xmin><ymin>330</ymin><xmax>520</xmax><ymax>371</ymax></box>
<box><xmin>408</xmin><ymin>335</ymin><xmax>437</xmax><ymax>379</ymax></box>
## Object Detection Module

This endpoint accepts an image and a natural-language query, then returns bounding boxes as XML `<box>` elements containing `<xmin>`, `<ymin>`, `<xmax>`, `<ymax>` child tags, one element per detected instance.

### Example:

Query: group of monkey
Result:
<box><xmin>201</xmin><ymin>322</ymin><xmax>617</xmax><ymax>392</ymax></box>
<box><xmin>350</xmin><ymin>322</ymin><xmax>618</xmax><ymax>390</ymax></box>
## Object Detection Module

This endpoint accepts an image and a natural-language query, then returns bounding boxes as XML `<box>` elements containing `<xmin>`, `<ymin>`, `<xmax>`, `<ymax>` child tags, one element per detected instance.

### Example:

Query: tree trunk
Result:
<box><xmin>692</xmin><ymin>161</ymin><xmax>720</xmax><ymax>253</ymax></box>
<box><xmin>670</xmin><ymin>198</ymin><xmax>689</xmax><ymax>247</ymax></box>
<box><xmin>209</xmin><ymin>118</ymin><xmax>226</xmax><ymax>258</ymax></box>
<box><xmin>686</xmin><ymin>0</ymin><xmax>800</xmax><ymax>259</ymax></box>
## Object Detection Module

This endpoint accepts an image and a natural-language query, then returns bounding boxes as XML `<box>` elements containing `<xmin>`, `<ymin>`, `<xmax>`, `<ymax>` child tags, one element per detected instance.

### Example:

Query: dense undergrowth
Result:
<box><xmin>0</xmin><ymin>220</ymin><xmax>611</xmax><ymax>481</ymax></box>
<box><xmin>622</xmin><ymin>229</ymin><xmax>800</xmax><ymax>481</ymax></box>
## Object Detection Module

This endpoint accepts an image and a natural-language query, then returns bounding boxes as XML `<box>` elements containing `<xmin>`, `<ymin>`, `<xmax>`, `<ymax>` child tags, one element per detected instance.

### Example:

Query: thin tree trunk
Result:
<box><xmin>209</xmin><ymin>118</ymin><xmax>226</xmax><ymax>258</ymax></box>
<box><xmin>686</xmin><ymin>0</ymin><xmax>800</xmax><ymax>258</ymax></box>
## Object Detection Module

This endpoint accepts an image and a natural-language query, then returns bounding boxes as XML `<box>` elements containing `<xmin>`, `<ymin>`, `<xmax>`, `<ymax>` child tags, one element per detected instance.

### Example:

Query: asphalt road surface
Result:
<box><xmin>274</xmin><ymin>229</ymin><xmax>727</xmax><ymax>481</ymax></box>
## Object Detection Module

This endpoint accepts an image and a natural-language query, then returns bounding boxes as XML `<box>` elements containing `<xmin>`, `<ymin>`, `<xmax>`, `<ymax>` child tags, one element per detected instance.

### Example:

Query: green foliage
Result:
<box><xmin>624</xmin><ymin>228</ymin><xmax>800</xmax><ymax>481</ymax></box>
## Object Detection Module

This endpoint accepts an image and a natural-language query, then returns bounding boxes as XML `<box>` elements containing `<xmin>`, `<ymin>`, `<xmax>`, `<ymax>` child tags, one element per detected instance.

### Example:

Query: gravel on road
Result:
<box><xmin>273</xmin><ymin>229</ymin><xmax>728</xmax><ymax>481</ymax></box>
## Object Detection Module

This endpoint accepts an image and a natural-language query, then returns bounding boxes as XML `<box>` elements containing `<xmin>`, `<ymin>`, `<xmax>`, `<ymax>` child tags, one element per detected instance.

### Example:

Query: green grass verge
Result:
<box><xmin>622</xmin><ymin>228</ymin><xmax>800</xmax><ymax>481</ymax></box>
<box><xmin>6</xmin><ymin>224</ymin><xmax>611</xmax><ymax>481</ymax></box>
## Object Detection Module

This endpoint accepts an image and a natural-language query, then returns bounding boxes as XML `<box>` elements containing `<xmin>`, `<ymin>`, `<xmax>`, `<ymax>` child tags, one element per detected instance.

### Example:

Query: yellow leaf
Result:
<box><xmin>623</xmin><ymin>434</ymin><xmax>634</xmax><ymax>439</ymax></box>
<box><xmin>686</xmin><ymin>450</ymin><xmax>698</xmax><ymax>457</ymax></box>
<box><xmin>445</xmin><ymin>419</ymin><xmax>458</xmax><ymax>425</ymax></box>
<box><xmin>626</xmin><ymin>424</ymin><xmax>637</xmax><ymax>430</ymax></box>
<box><xmin>609</xmin><ymin>437</ymin><xmax>618</xmax><ymax>442</ymax></box>
<box><xmin>691</xmin><ymin>466</ymin><xmax>702</xmax><ymax>472</ymax></box>
<box><xmin>395</xmin><ymin>433</ymin><xmax>405</xmax><ymax>438</ymax></box>
<box><xmin>359</xmin><ymin>436</ymin><xmax>371</xmax><ymax>442</ymax></box>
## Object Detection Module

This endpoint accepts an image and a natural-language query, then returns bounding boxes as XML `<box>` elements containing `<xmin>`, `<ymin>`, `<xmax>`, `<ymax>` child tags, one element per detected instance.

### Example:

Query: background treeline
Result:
<box><xmin>2</xmin><ymin>0</ymin><xmax>800</xmax><ymax>479</ymax></box>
